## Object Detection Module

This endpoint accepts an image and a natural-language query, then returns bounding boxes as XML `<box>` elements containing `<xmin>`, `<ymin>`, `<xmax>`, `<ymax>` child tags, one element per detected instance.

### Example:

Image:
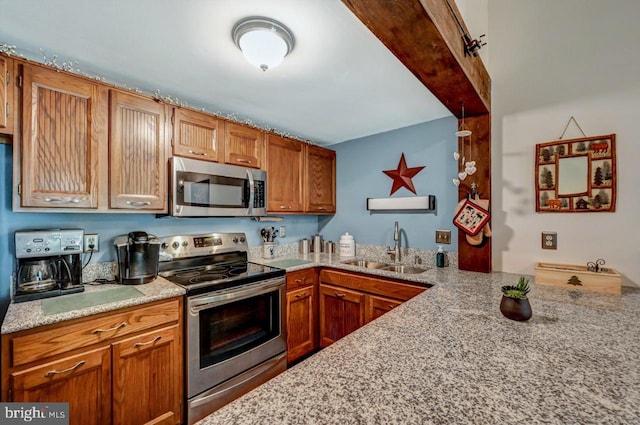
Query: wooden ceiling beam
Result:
<box><xmin>341</xmin><ymin>0</ymin><xmax>490</xmax><ymax>118</ymax></box>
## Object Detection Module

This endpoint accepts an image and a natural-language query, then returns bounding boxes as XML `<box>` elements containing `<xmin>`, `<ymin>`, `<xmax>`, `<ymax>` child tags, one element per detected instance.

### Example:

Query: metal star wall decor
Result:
<box><xmin>383</xmin><ymin>153</ymin><xmax>425</xmax><ymax>195</ymax></box>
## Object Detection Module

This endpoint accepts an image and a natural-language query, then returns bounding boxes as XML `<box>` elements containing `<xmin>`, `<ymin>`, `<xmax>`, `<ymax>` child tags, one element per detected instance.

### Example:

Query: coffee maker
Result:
<box><xmin>114</xmin><ymin>231</ymin><xmax>160</xmax><ymax>285</ymax></box>
<box><xmin>14</xmin><ymin>229</ymin><xmax>84</xmax><ymax>303</ymax></box>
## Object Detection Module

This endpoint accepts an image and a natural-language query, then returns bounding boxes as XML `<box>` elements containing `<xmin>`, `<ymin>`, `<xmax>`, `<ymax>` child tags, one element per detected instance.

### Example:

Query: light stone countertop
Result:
<box><xmin>199</xmin><ymin>253</ymin><xmax>640</xmax><ymax>425</ymax></box>
<box><xmin>1</xmin><ymin>277</ymin><xmax>185</xmax><ymax>334</ymax></box>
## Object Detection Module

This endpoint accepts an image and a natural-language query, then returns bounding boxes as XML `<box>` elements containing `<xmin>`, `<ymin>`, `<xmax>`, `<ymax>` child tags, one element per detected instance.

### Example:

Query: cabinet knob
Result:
<box><xmin>45</xmin><ymin>360</ymin><xmax>85</xmax><ymax>377</ymax></box>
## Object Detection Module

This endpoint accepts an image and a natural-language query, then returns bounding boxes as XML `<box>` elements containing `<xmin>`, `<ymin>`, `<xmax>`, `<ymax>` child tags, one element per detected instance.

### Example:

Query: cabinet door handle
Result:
<box><xmin>294</xmin><ymin>278</ymin><xmax>306</xmax><ymax>284</ymax></box>
<box><xmin>126</xmin><ymin>201</ymin><xmax>152</xmax><ymax>207</ymax></box>
<box><xmin>279</xmin><ymin>205</ymin><xmax>292</xmax><ymax>209</ymax></box>
<box><xmin>334</xmin><ymin>292</ymin><xmax>346</xmax><ymax>298</ymax></box>
<box><xmin>44</xmin><ymin>197</ymin><xmax>81</xmax><ymax>204</ymax></box>
<box><xmin>388</xmin><ymin>305</ymin><xmax>395</xmax><ymax>309</ymax></box>
<box><xmin>133</xmin><ymin>335</ymin><xmax>162</xmax><ymax>348</ymax></box>
<box><xmin>45</xmin><ymin>360</ymin><xmax>85</xmax><ymax>377</ymax></box>
<box><xmin>188</xmin><ymin>150</ymin><xmax>207</xmax><ymax>156</ymax></box>
<box><xmin>236</xmin><ymin>158</ymin><xmax>251</xmax><ymax>164</ymax></box>
<box><xmin>92</xmin><ymin>322</ymin><xmax>126</xmax><ymax>334</ymax></box>
<box><xmin>295</xmin><ymin>292</ymin><xmax>308</xmax><ymax>298</ymax></box>
<box><xmin>317</xmin><ymin>207</ymin><xmax>328</xmax><ymax>210</ymax></box>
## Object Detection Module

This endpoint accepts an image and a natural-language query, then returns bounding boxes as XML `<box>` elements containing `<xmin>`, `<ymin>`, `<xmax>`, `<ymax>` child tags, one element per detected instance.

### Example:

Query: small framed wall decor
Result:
<box><xmin>535</xmin><ymin>134</ymin><xmax>616</xmax><ymax>212</ymax></box>
<box><xmin>453</xmin><ymin>199</ymin><xmax>491</xmax><ymax>236</ymax></box>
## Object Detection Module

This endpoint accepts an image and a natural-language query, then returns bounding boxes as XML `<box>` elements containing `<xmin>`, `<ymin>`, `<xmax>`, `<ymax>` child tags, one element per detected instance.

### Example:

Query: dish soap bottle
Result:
<box><xmin>436</xmin><ymin>245</ymin><xmax>445</xmax><ymax>268</ymax></box>
<box><xmin>339</xmin><ymin>233</ymin><xmax>356</xmax><ymax>257</ymax></box>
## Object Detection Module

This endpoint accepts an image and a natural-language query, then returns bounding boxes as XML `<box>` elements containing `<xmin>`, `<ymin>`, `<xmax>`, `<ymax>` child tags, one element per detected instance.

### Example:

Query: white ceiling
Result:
<box><xmin>0</xmin><ymin>0</ymin><xmax>452</xmax><ymax>146</ymax></box>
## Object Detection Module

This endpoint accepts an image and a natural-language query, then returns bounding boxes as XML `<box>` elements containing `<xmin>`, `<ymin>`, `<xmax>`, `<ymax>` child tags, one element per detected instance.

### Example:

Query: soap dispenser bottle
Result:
<box><xmin>436</xmin><ymin>245</ymin><xmax>445</xmax><ymax>268</ymax></box>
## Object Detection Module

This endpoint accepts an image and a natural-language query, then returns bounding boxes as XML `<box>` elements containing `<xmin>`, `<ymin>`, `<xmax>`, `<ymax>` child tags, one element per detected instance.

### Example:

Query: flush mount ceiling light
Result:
<box><xmin>232</xmin><ymin>17</ymin><xmax>295</xmax><ymax>72</ymax></box>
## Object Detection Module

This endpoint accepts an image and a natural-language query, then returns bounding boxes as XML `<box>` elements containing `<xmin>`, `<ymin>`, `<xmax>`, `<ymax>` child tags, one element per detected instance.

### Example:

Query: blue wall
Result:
<box><xmin>319</xmin><ymin>117</ymin><xmax>459</xmax><ymax>251</ymax></box>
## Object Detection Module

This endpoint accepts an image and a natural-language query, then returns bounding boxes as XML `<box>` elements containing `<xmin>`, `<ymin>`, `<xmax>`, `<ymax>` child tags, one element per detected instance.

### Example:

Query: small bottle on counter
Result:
<box><xmin>436</xmin><ymin>245</ymin><xmax>445</xmax><ymax>268</ymax></box>
<box><xmin>339</xmin><ymin>233</ymin><xmax>356</xmax><ymax>257</ymax></box>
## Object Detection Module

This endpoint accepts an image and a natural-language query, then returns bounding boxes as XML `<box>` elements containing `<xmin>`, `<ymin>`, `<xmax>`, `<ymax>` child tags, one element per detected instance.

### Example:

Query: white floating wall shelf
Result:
<box><xmin>366</xmin><ymin>196</ymin><xmax>435</xmax><ymax>211</ymax></box>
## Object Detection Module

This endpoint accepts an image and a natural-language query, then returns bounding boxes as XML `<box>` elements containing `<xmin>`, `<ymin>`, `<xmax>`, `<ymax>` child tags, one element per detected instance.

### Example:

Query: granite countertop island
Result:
<box><xmin>199</xmin><ymin>254</ymin><xmax>640</xmax><ymax>425</ymax></box>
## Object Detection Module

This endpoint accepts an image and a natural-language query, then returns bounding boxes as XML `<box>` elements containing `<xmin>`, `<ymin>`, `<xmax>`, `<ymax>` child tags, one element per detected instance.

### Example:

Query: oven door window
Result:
<box><xmin>199</xmin><ymin>291</ymin><xmax>280</xmax><ymax>368</ymax></box>
<box><xmin>177</xmin><ymin>171</ymin><xmax>249</xmax><ymax>209</ymax></box>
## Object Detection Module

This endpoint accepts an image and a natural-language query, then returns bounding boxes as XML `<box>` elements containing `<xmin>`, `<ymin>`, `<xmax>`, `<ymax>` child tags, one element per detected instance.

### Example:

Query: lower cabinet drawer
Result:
<box><xmin>10</xmin><ymin>299</ymin><xmax>181</xmax><ymax>367</ymax></box>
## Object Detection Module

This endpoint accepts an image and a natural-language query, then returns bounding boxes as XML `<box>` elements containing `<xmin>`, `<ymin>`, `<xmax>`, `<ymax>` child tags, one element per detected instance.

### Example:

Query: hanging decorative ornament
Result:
<box><xmin>465</xmin><ymin>160</ymin><xmax>477</xmax><ymax>175</ymax></box>
<box><xmin>453</xmin><ymin>152</ymin><xmax>460</xmax><ymax>161</ymax></box>
<box><xmin>453</xmin><ymin>178</ymin><xmax>460</xmax><ymax>186</ymax></box>
<box><xmin>458</xmin><ymin>171</ymin><xmax>468</xmax><ymax>180</ymax></box>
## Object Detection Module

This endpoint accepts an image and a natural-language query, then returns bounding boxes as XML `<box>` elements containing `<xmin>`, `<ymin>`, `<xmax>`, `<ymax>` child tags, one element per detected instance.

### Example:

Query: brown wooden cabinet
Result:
<box><xmin>266</xmin><ymin>134</ymin><xmax>304</xmax><ymax>213</ymax></box>
<box><xmin>319</xmin><ymin>283</ymin><xmax>365</xmax><ymax>347</ymax></box>
<box><xmin>286</xmin><ymin>268</ymin><xmax>318</xmax><ymax>363</ymax></box>
<box><xmin>109</xmin><ymin>90</ymin><xmax>168</xmax><ymax>211</ymax></box>
<box><xmin>10</xmin><ymin>347</ymin><xmax>112</xmax><ymax>425</ymax></box>
<box><xmin>172</xmin><ymin>107</ymin><xmax>223</xmax><ymax>162</ymax></box>
<box><xmin>18</xmin><ymin>63</ymin><xmax>108</xmax><ymax>208</ymax></box>
<box><xmin>0</xmin><ymin>55</ymin><xmax>15</xmax><ymax>135</ymax></box>
<box><xmin>305</xmin><ymin>144</ymin><xmax>336</xmax><ymax>214</ymax></box>
<box><xmin>112</xmin><ymin>324</ymin><xmax>182</xmax><ymax>425</ymax></box>
<box><xmin>224</xmin><ymin>121</ymin><xmax>264</xmax><ymax>169</ymax></box>
<box><xmin>265</xmin><ymin>136</ymin><xmax>336</xmax><ymax>215</ymax></box>
<box><xmin>318</xmin><ymin>269</ymin><xmax>426</xmax><ymax>347</ymax></box>
<box><xmin>1</xmin><ymin>297</ymin><xmax>183</xmax><ymax>425</ymax></box>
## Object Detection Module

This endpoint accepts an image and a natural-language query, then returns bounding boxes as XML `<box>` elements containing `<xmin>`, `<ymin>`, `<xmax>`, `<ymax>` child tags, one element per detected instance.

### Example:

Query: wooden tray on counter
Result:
<box><xmin>534</xmin><ymin>262</ymin><xmax>621</xmax><ymax>294</ymax></box>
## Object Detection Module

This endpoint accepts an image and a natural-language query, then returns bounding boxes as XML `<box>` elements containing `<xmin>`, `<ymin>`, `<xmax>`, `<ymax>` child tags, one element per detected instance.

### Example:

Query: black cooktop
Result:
<box><xmin>159</xmin><ymin>260</ymin><xmax>285</xmax><ymax>296</ymax></box>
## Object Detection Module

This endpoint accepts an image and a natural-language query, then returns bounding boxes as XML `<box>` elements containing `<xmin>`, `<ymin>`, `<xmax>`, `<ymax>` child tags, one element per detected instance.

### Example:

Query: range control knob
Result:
<box><xmin>161</xmin><ymin>242</ymin><xmax>168</xmax><ymax>250</ymax></box>
<box><xmin>239</xmin><ymin>236</ymin><xmax>246</xmax><ymax>243</ymax></box>
<box><xmin>182</xmin><ymin>241</ymin><xmax>188</xmax><ymax>247</ymax></box>
<box><xmin>232</xmin><ymin>237</ymin><xmax>239</xmax><ymax>244</ymax></box>
<box><xmin>172</xmin><ymin>241</ymin><xmax>180</xmax><ymax>250</ymax></box>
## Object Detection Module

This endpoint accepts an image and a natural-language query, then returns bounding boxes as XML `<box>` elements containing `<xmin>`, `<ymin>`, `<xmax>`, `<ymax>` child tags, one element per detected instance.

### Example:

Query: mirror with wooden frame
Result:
<box><xmin>535</xmin><ymin>134</ymin><xmax>616</xmax><ymax>212</ymax></box>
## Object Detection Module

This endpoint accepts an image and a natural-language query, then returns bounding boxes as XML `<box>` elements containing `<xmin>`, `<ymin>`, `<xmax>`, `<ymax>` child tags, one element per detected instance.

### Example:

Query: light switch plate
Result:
<box><xmin>279</xmin><ymin>226</ymin><xmax>286</xmax><ymax>238</ymax></box>
<box><xmin>542</xmin><ymin>231</ymin><xmax>557</xmax><ymax>250</ymax></box>
<box><xmin>435</xmin><ymin>230</ymin><xmax>451</xmax><ymax>244</ymax></box>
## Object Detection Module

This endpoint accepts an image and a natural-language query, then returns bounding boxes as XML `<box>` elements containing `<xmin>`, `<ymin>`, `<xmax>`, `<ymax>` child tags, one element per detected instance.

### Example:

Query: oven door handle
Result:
<box><xmin>189</xmin><ymin>277</ymin><xmax>284</xmax><ymax>314</ymax></box>
<box><xmin>246</xmin><ymin>168</ymin><xmax>255</xmax><ymax>215</ymax></box>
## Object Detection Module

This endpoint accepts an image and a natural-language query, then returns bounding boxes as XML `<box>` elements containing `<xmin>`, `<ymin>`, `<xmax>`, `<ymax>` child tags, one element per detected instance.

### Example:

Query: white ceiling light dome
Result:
<box><xmin>232</xmin><ymin>17</ymin><xmax>295</xmax><ymax>72</ymax></box>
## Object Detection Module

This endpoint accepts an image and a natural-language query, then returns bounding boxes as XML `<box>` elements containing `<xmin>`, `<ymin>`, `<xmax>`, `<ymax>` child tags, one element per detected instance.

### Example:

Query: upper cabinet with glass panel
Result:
<box><xmin>535</xmin><ymin>135</ymin><xmax>616</xmax><ymax>212</ymax></box>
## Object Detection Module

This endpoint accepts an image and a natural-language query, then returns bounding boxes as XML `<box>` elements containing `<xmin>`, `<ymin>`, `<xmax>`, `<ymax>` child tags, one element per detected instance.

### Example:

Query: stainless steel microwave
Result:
<box><xmin>169</xmin><ymin>157</ymin><xmax>266</xmax><ymax>217</ymax></box>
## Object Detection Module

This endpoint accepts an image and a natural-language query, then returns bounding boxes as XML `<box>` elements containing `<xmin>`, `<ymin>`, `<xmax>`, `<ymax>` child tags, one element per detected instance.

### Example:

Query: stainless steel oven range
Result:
<box><xmin>157</xmin><ymin>233</ymin><xmax>286</xmax><ymax>425</ymax></box>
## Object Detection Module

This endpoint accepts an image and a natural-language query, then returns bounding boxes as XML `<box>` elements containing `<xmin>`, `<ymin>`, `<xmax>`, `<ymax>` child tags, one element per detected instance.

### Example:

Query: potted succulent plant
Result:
<box><xmin>500</xmin><ymin>277</ymin><xmax>532</xmax><ymax>321</ymax></box>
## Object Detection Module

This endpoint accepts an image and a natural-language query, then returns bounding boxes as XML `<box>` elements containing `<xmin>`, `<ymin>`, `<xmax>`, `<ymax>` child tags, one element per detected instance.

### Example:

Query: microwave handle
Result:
<box><xmin>246</xmin><ymin>169</ymin><xmax>255</xmax><ymax>214</ymax></box>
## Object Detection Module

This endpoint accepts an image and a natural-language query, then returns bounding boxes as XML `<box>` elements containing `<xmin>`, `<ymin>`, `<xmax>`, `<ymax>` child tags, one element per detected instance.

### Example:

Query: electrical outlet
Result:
<box><xmin>279</xmin><ymin>226</ymin><xmax>286</xmax><ymax>238</ymax></box>
<box><xmin>542</xmin><ymin>231</ymin><xmax>557</xmax><ymax>250</ymax></box>
<box><xmin>435</xmin><ymin>230</ymin><xmax>451</xmax><ymax>244</ymax></box>
<box><xmin>84</xmin><ymin>233</ymin><xmax>100</xmax><ymax>253</ymax></box>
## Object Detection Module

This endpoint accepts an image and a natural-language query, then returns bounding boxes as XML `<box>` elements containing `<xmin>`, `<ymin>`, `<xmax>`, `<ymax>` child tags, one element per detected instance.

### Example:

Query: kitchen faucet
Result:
<box><xmin>387</xmin><ymin>221</ymin><xmax>401</xmax><ymax>262</ymax></box>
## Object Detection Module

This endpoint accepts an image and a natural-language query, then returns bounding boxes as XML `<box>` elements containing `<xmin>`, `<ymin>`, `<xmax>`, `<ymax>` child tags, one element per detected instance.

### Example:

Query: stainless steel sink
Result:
<box><xmin>380</xmin><ymin>264</ymin><xmax>428</xmax><ymax>274</ymax></box>
<box><xmin>342</xmin><ymin>260</ymin><xmax>388</xmax><ymax>269</ymax></box>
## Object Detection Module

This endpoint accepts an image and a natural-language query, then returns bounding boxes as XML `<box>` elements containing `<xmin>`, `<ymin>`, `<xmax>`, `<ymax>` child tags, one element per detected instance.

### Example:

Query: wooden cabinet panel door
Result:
<box><xmin>365</xmin><ymin>294</ymin><xmax>403</xmax><ymax>323</ymax></box>
<box><xmin>172</xmin><ymin>107</ymin><xmax>223</xmax><ymax>162</ymax></box>
<box><xmin>286</xmin><ymin>286</ymin><xmax>316</xmax><ymax>363</ymax></box>
<box><xmin>20</xmin><ymin>64</ymin><xmax>106</xmax><ymax>208</ymax></box>
<box><xmin>305</xmin><ymin>145</ymin><xmax>336</xmax><ymax>214</ymax></box>
<box><xmin>319</xmin><ymin>284</ymin><xmax>365</xmax><ymax>347</ymax></box>
<box><xmin>266</xmin><ymin>134</ymin><xmax>304</xmax><ymax>213</ymax></box>
<box><xmin>10</xmin><ymin>346</ymin><xmax>112</xmax><ymax>425</ymax></box>
<box><xmin>109</xmin><ymin>90</ymin><xmax>167</xmax><ymax>211</ymax></box>
<box><xmin>112</xmin><ymin>325</ymin><xmax>182</xmax><ymax>425</ymax></box>
<box><xmin>0</xmin><ymin>56</ymin><xmax>13</xmax><ymax>134</ymax></box>
<box><xmin>224</xmin><ymin>121</ymin><xmax>264</xmax><ymax>169</ymax></box>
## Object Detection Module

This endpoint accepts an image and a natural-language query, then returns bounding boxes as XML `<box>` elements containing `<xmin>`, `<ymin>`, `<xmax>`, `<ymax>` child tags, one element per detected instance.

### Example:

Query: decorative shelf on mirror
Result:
<box><xmin>366</xmin><ymin>196</ymin><xmax>435</xmax><ymax>211</ymax></box>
